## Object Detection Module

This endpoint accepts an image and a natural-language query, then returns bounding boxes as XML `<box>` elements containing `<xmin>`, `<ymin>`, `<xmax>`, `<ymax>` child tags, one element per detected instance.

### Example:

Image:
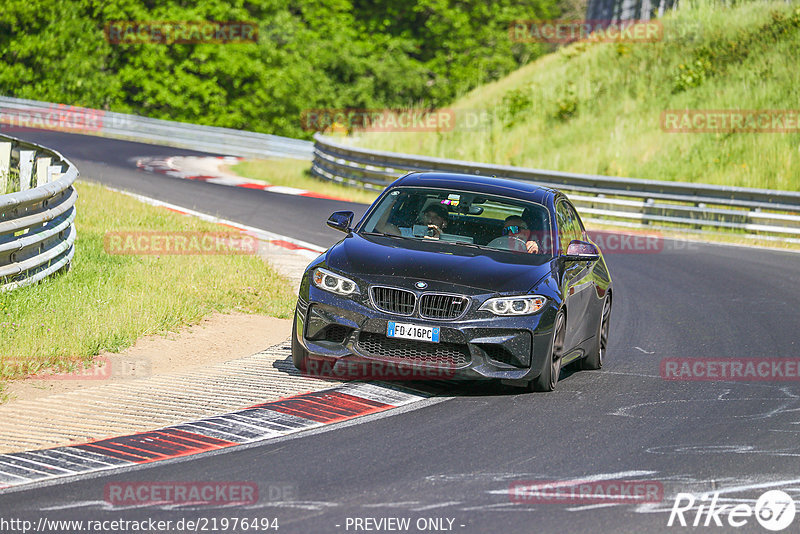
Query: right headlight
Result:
<box><xmin>479</xmin><ymin>295</ymin><xmax>546</xmax><ymax>316</ymax></box>
<box><xmin>312</xmin><ymin>267</ymin><xmax>359</xmax><ymax>296</ymax></box>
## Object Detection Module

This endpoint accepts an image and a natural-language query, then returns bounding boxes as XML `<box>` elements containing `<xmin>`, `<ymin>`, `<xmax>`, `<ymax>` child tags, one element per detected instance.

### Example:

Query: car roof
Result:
<box><xmin>392</xmin><ymin>172</ymin><xmax>558</xmax><ymax>205</ymax></box>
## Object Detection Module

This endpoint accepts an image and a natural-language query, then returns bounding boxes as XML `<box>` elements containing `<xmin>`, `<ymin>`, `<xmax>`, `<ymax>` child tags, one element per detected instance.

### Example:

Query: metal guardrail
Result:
<box><xmin>0</xmin><ymin>95</ymin><xmax>314</xmax><ymax>160</ymax></box>
<box><xmin>311</xmin><ymin>133</ymin><xmax>800</xmax><ymax>240</ymax></box>
<box><xmin>0</xmin><ymin>134</ymin><xmax>78</xmax><ymax>292</ymax></box>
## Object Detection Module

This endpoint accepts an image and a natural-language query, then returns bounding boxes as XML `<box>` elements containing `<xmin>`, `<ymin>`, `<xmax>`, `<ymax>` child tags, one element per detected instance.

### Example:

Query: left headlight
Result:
<box><xmin>312</xmin><ymin>267</ymin><xmax>359</xmax><ymax>296</ymax></box>
<box><xmin>480</xmin><ymin>295</ymin><xmax>546</xmax><ymax>316</ymax></box>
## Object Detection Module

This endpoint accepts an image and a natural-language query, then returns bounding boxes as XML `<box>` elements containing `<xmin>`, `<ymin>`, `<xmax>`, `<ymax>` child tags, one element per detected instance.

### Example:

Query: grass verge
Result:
<box><xmin>0</xmin><ymin>180</ymin><xmax>297</xmax><ymax>401</ymax></box>
<box><xmin>227</xmin><ymin>158</ymin><xmax>379</xmax><ymax>204</ymax></box>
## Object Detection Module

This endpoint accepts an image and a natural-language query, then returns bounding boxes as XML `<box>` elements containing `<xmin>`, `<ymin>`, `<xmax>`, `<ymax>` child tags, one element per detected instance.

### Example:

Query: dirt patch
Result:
<box><xmin>4</xmin><ymin>312</ymin><xmax>292</xmax><ymax>404</ymax></box>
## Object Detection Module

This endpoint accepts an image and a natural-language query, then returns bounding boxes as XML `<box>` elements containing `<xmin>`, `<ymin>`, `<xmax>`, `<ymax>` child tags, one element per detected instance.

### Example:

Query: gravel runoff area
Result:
<box><xmin>0</xmin><ymin>196</ymin><xmax>333</xmax><ymax>454</ymax></box>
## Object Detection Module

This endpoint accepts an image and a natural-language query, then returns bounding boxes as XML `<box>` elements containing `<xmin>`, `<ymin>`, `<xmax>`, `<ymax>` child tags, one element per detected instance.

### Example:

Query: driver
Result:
<box><xmin>418</xmin><ymin>204</ymin><xmax>449</xmax><ymax>239</ymax></box>
<box><xmin>502</xmin><ymin>216</ymin><xmax>539</xmax><ymax>254</ymax></box>
<box><xmin>373</xmin><ymin>202</ymin><xmax>449</xmax><ymax>239</ymax></box>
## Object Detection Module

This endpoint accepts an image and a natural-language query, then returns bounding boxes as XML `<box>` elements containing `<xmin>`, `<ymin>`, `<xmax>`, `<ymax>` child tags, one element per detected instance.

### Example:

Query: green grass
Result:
<box><xmin>0</xmin><ymin>181</ymin><xmax>297</xmax><ymax>400</ymax></box>
<box><xmin>228</xmin><ymin>158</ymin><xmax>379</xmax><ymax>205</ymax></box>
<box><xmin>353</xmin><ymin>1</ymin><xmax>800</xmax><ymax>192</ymax></box>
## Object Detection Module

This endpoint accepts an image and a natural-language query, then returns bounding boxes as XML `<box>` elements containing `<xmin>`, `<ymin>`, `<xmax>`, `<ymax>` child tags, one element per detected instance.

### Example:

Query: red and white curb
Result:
<box><xmin>0</xmin><ymin>383</ymin><xmax>430</xmax><ymax>490</ymax></box>
<box><xmin>105</xmin><ymin>186</ymin><xmax>326</xmax><ymax>260</ymax></box>
<box><xmin>136</xmin><ymin>156</ymin><xmax>350</xmax><ymax>202</ymax></box>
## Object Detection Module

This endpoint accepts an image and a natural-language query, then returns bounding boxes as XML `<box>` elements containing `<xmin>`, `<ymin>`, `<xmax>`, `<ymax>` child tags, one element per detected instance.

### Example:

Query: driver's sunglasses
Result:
<box><xmin>502</xmin><ymin>225</ymin><xmax>526</xmax><ymax>235</ymax></box>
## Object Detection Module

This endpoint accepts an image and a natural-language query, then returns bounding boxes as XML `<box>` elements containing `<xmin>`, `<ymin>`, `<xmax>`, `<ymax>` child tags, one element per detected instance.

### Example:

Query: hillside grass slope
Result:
<box><xmin>355</xmin><ymin>1</ymin><xmax>800</xmax><ymax>191</ymax></box>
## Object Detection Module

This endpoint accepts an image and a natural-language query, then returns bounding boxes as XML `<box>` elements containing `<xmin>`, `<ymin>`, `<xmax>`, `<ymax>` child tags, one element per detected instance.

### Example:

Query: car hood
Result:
<box><xmin>325</xmin><ymin>233</ymin><xmax>555</xmax><ymax>294</ymax></box>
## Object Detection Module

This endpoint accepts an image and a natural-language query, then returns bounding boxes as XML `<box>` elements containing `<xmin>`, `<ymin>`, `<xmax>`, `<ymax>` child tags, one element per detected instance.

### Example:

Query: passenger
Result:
<box><xmin>502</xmin><ymin>216</ymin><xmax>539</xmax><ymax>253</ymax></box>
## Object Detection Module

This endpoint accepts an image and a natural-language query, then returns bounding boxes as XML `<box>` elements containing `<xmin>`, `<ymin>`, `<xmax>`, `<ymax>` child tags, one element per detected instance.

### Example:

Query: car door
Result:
<box><xmin>567</xmin><ymin>201</ymin><xmax>605</xmax><ymax>343</ymax></box>
<box><xmin>556</xmin><ymin>200</ymin><xmax>593</xmax><ymax>350</ymax></box>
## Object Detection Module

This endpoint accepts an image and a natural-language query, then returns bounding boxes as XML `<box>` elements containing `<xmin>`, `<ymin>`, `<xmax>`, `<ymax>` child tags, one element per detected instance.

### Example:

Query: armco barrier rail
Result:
<box><xmin>311</xmin><ymin>133</ymin><xmax>800</xmax><ymax>240</ymax></box>
<box><xmin>0</xmin><ymin>95</ymin><xmax>313</xmax><ymax>160</ymax></box>
<box><xmin>0</xmin><ymin>134</ymin><xmax>77</xmax><ymax>292</ymax></box>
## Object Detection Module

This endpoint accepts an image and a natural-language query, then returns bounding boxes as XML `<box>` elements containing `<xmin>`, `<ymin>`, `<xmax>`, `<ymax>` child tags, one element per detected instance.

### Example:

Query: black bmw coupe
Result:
<box><xmin>292</xmin><ymin>172</ymin><xmax>612</xmax><ymax>392</ymax></box>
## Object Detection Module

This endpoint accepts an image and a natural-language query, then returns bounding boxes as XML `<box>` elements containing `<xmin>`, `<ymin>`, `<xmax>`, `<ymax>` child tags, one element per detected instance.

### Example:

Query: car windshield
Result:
<box><xmin>360</xmin><ymin>187</ymin><xmax>554</xmax><ymax>257</ymax></box>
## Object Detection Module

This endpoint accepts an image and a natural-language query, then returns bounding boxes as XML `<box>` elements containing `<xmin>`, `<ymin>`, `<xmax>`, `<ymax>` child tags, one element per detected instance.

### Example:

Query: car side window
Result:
<box><xmin>564</xmin><ymin>202</ymin><xmax>584</xmax><ymax>241</ymax></box>
<box><xmin>556</xmin><ymin>200</ymin><xmax>581</xmax><ymax>253</ymax></box>
<box><xmin>555</xmin><ymin>202</ymin><xmax>571</xmax><ymax>253</ymax></box>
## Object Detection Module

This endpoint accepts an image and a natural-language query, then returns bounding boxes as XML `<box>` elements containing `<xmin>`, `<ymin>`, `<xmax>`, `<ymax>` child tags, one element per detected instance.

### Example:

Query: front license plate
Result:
<box><xmin>387</xmin><ymin>322</ymin><xmax>440</xmax><ymax>343</ymax></box>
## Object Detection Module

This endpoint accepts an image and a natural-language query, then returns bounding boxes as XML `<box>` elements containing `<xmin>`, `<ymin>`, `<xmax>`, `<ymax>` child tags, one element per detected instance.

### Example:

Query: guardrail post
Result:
<box><xmin>48</xmin><ymin>164</ymin><xmax>63</xmax><ymax>183</ymax></box>
<box><xmin>695</xmin><ymin>202</ymin><xmax>706</xmax><ymax>230</ymax></box>
<box><xmin>19</xmin><ymin>149</ymin><xmax>35</xmax><ymax>191</ymax></box>
<box><xmin>0</xmin><ymin>142</ymin><xmax>10</xmax><ymax>194</ymax></box>
<box><xmin>35</xmin><ymin>156</ymin><xmax>51</xmax><ymax>187</ymax></box>
<box><xmin>642</xmin><ymin>198</ymin><xmax>654</xmax><ymax>226</ymax></box>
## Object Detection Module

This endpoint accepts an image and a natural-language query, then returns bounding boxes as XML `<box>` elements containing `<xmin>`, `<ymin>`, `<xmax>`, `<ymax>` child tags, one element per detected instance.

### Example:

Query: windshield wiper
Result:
<box><xmin>444</xmin><ymin>241</ymin><xmax>494</xmax><ymax>250</ymax></box>
<box><xmin>359</xmin><ymin>231</ymin><xmax>411</xmax><ymax>239</ymax></box>
<box><xmin>360</xmin><ymin>232</ymin><xmax>492</xmax><ymax>249</ymax></box>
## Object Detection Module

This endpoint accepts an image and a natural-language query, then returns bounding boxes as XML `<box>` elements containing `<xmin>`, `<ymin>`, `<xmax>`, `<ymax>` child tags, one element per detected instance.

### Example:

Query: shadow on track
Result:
<box><xmin>272</xmin><ymin>354</ymin><xmax>582</xmax><ymax>398</ymax></box>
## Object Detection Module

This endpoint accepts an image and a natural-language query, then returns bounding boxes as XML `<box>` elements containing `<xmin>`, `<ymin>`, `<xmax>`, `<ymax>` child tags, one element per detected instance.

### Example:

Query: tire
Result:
<box><xmin>529</xmin><ymin>311</ymin><xmax>565</xmax><ymax>392</ymax></box>
<box><xmin>581</xmin><ymin>294</ymin><xmax>611</xmax><ymax>370</ymax></box>
<box><xmin>291</xmin><ymin>312</ymin><xmax>309</xmax><ymax>372</ymax></box>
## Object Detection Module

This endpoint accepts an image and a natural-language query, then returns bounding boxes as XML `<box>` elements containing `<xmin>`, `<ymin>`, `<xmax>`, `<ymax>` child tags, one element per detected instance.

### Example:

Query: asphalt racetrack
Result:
<box><xmin>3</xmin><ymin>128</ymin><xmax>800</xmax><ymax>533</ymax></box>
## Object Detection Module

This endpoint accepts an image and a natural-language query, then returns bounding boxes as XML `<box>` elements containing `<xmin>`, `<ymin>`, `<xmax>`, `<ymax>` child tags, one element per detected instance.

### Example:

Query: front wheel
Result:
<box><xmin>581</xmin><ymin>295</ymin><xmax>611</xmax><ymax>370</ymax></box>
<box><xmin>291</xmin><ymin>312</ymin><xmax>309</xmax><ymax>372</ymax></box>
<box><xmin>529</xmin><ymin>311</ymin><xmax>565</xmax><ymax>392</ymax></box>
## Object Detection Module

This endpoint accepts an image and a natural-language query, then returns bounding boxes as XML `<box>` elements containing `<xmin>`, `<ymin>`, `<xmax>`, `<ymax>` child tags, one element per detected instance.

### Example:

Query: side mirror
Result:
<box><xmin>327</xmin><ymin>211</ymin><xmax>354</xmax><ymax>233</ymax></box>
<box><xmin>563</xmin><ymin>240</ymin><xmax>600</xmax><ymax>262</ymax></box>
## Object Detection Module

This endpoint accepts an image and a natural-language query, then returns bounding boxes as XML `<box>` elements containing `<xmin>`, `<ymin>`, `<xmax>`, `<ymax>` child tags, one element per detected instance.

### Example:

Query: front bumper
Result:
<box><xmin>295</xmin><ymin>286</ymin><xmax>558</xmax><ymax>382</ymax></box>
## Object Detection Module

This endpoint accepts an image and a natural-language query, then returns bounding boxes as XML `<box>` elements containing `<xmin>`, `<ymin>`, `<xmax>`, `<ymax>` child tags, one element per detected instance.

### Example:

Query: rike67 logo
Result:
<box><xmin>668</xmin><ymin>490</ymin><xmax>796</xmax><ymax>531</ymax></box>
